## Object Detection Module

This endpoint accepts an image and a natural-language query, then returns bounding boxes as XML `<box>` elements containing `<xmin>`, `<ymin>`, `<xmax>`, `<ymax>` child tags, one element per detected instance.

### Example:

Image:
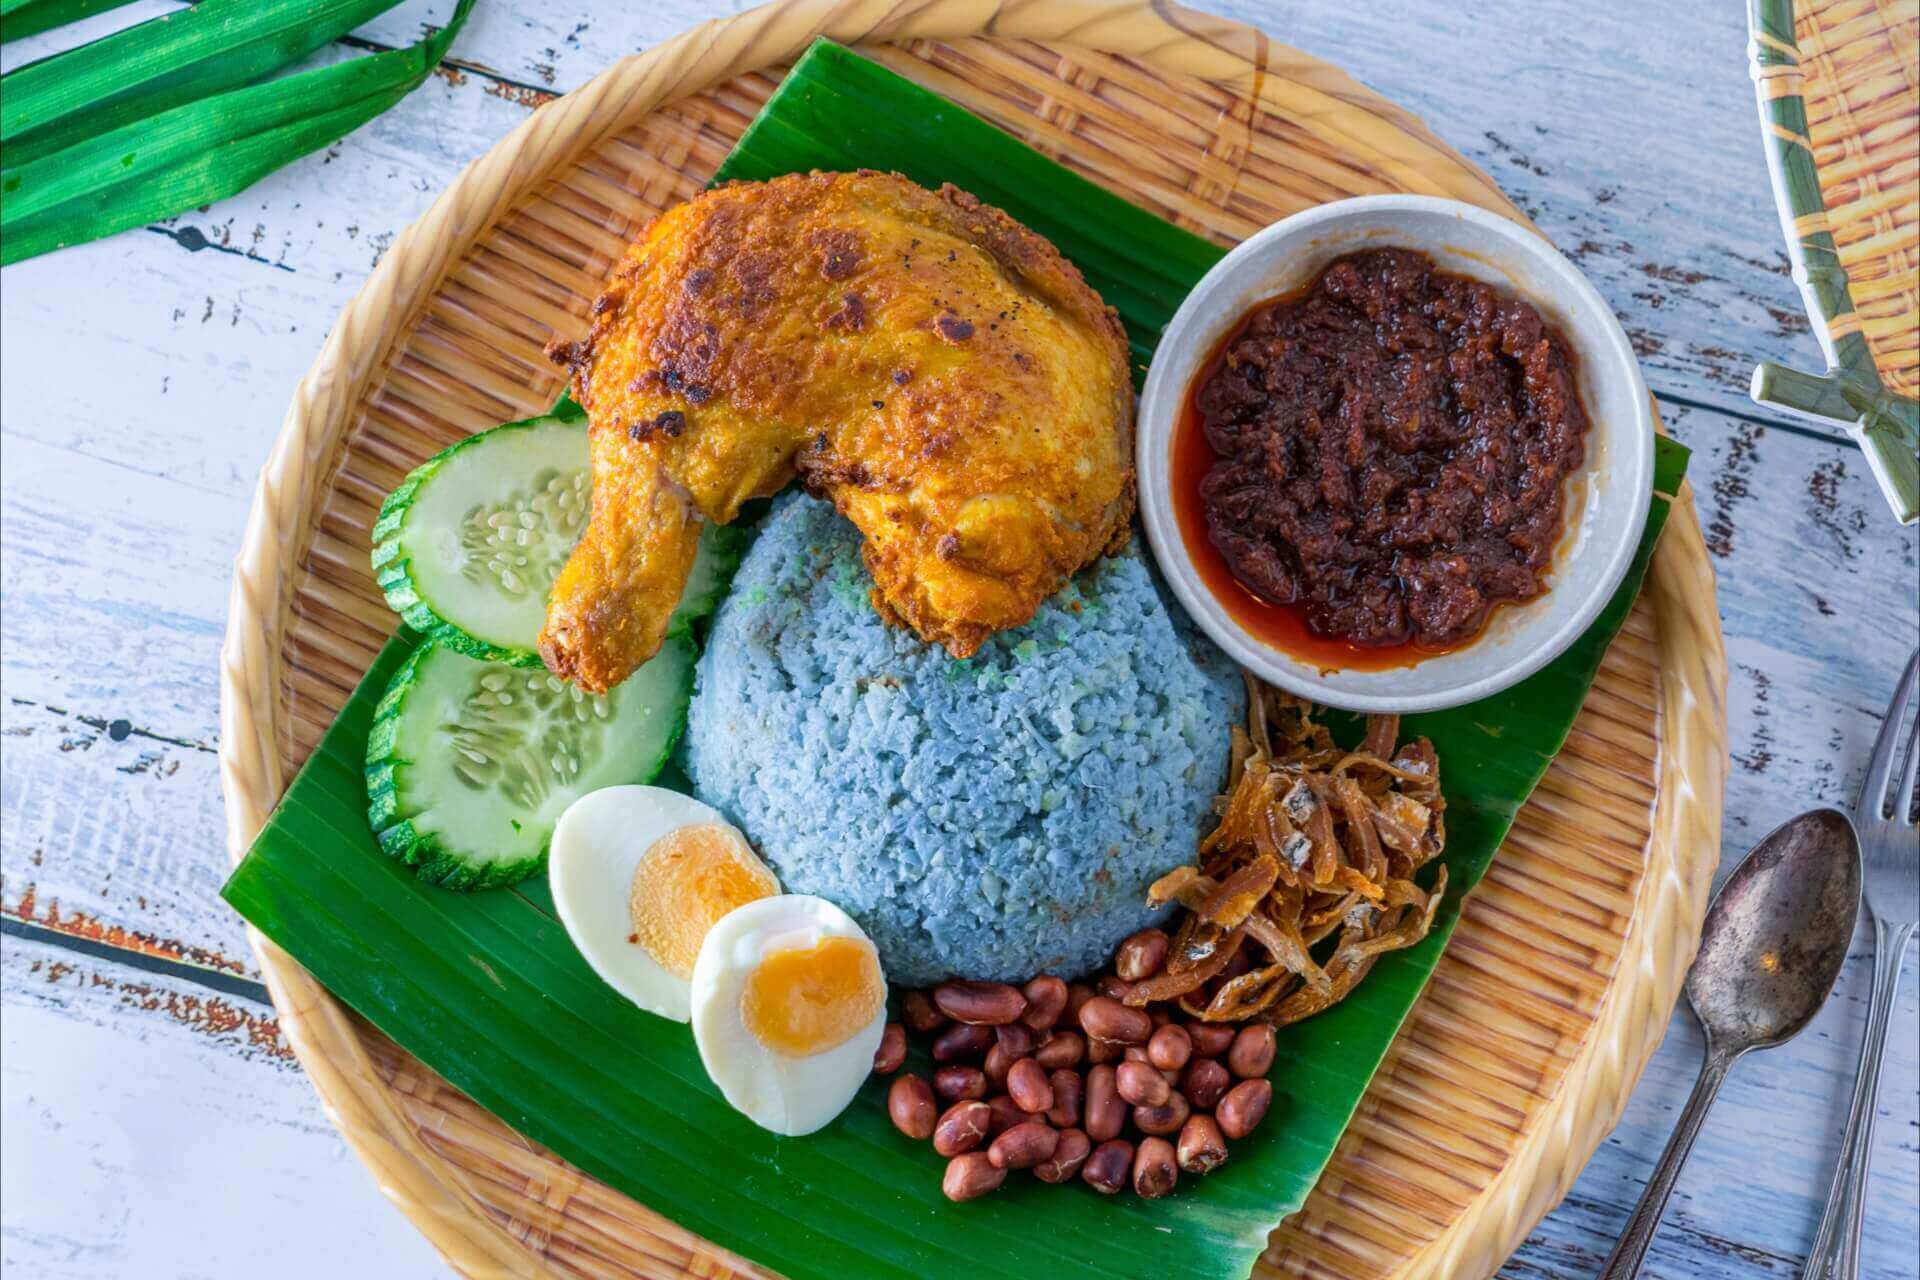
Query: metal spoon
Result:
<box><xmin>1598</xmin><ymin>808</ymin><xmax>1861</xmax><ymax>1280</ymax></box>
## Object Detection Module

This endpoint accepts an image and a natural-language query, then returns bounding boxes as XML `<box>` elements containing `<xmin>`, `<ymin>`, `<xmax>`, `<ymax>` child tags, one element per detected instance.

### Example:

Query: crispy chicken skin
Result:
<box><xmin>541</xmin><ymin>170</ymin><xmax>1135</xmax><ymax>693</ymax></box>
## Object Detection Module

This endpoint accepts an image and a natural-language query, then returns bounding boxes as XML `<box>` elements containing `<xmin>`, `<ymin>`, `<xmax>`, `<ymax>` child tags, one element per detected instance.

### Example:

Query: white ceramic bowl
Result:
<box><xmin>1138</xmin><ymin>195</ymin><xmax>1654</xmax><ymax>713</ymax></box>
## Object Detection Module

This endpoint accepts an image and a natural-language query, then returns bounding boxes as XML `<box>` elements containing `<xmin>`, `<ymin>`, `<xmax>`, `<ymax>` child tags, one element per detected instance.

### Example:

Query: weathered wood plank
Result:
<box><xmin>0</xmin><ymin>0</ymin><xmax>1845</xmax><ymax>438</ymax></box>
<box><xmin>1508</xmin><ymin>937</ymin><xmax>1919</xmax><ymax>1279</ymax></box>
<box><xmin>0</xmin><ymin>46</ymin><xmax>536</xmax><ymax>983</ymax></box>
<box><xmin>0</xmin><ymin>934</ymin><xmax>450</xmax><ymax>1278</ymax></box>
<box><xmin>1511</xmin><ymin>400</ymin><xmax>1920</xmax><ymax>1275</ymax></box>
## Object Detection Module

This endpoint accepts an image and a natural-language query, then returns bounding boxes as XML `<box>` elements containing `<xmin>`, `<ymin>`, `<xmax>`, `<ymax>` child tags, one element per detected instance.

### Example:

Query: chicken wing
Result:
<box><xmin>542</xmin><ymin>171</ymin><xmax>1134</xmax><ymax>692</ymax></box>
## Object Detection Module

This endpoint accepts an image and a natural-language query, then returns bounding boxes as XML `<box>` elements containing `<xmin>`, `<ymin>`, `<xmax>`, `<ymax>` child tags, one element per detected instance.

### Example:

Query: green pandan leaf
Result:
<box><xmin>0</xmin><ymin>0</ymin><xmax>136</xmax><ymax>45</ymax></box>
<box><xmin>0</xmin><ymin>0</ymin><xmax>472</xmax><ymax>265</ymax></box>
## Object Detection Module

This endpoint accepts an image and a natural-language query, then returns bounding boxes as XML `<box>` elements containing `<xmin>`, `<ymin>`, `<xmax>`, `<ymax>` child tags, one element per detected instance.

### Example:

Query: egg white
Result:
<box><xmin>549</xmin><ymin>785</ymin><xmax>746</xmax><ymax>1022</ymax></box>
<box><xmin>690</xmin><ymin>894</ymin><xmax>887</xmax><ymax>1137</ymax></box>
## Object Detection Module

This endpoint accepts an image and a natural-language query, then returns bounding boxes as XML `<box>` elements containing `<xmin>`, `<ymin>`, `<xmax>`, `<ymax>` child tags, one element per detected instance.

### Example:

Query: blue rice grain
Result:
<box><xmin>683</xmin><ymin>493</ymin><xmax>1243</xmax><ymax>986</ymax></box>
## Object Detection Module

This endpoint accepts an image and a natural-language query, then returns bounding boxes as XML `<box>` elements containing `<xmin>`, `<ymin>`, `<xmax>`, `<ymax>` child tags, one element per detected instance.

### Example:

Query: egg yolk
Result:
<box><xmin>628</xmin><ymin>823</ymin><xmax>778</xmax><ymax>978</ymax></box>
<box><xmin>740</xmin><ymin>937</ymin><xmax>885</xmax><ymax>1057</ymax></box>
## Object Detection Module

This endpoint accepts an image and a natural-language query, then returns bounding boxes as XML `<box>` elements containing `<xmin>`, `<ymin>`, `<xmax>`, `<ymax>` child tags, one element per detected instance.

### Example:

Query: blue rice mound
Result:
<box><xmin>683</xmin><ymin>493</ymin><xmax>1244</xmax><ymax>986</ymax></box>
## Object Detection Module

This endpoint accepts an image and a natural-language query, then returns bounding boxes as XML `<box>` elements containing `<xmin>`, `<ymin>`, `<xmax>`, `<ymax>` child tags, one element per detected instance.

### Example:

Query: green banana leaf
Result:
<box><xmin>224</xmin><ymin>40</ymin><xmax>1691</xmax><ymax>1280</ymax></box>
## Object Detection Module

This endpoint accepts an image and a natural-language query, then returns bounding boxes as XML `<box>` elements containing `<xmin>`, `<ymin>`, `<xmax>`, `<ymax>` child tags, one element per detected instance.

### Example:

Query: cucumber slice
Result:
<box><xmin>366</xmin><ymin>634</ymin><xmax>695</xmax><ymax>889</ymax></box>
<box><xmin>372</xmin><ymin>411</ymin><xmax>589</xmax><ymax>666</ymax></box>
<box><xmin>373</xmin><ymin>408</ymin><xmax>747</xmax><ymax>662</ymax></box>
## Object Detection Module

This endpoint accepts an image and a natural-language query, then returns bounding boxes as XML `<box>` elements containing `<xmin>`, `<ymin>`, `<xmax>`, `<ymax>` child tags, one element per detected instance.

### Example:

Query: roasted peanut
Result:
<box><xmin>1116</xmin><ymin>1060</ymin><xmax>1171</xmax><ymax>1107</ymax></box>
<box><xmin>985</xmin><ymin>1094</ymin><xmax>1033</xmax><ymax>1138</ymax></box>
<box><xmin>1182</xmin><ymin>1057</ymin><xmax>1231</xmax><ymax>1110</ymax></box>
<box><xmin>1081</xmin><ymin>1139</ymin><xmax>1134</xmax><ymax>1195</ymax></box>
<box><xmin>1084</xmin><ymin>1064</ymin><xmax>1126</xmax><ymax>1142</ymax></box>
<box><xmin>1034</xmin><ymin>1030</ymin><xmax>1084</xmax><ymax>1070</ymax></box>
<box><xmin>1186</xmin><ymin>1021</ymin><xmax>1236</xmax><ymax>1058</ymax></box>
<box><xmin>1133</xmin><ymin>1092</ymin><xmax>1191</xmax><ymax>1137</ymax></box>
<box><xmin>887</xmin><ymin>1074</ymin><xmax>937</xmax><ymax>1140</ymax></box>
<box><xmin>1148</xmin><ymin>1023</ymin><xmax>1193</xmax><ymax>1072</ymax></box>
<box><xmin>1034</xmin><ymin>1127</ymin><xmax>1091</xmax><ymax>1184</ymax></box>
<box><xmin>1021</xmin><ymin>975</ymin><xmax>1069</xmax><ymax>1031</ymax></box>
<box><xmin>1046</xmin><ymin>1069</ymin><xmax>1083</xmax><ymax>1128</ymax></box>
<box><xmin>1227</xmin><ymin>1023</ymin><xmax>1277</xmax><ymax>1078</ymax></box>
<box><xmin>1064</xmin><ymin>982</ymin><xmax>1098</xmax><ymax>1027</ymax></box>
<box><xmin>994</xmin><ymin>1021</ymin><xmax>1036</xmax><ymax>1057</ymax></box>
<box><xmin>933</xmin><ymin>980</ymin><xmax>1027</xmax><ymax>1026</ymax></box>
<box><xmin>1114</xmin><ymin>927</ymin><xmax>1170</xmax><ymax>981</ymax></box>
<box><xmin>902</xmin><ymin>989</ymin><xmax>947</xmax><ymax>1035</ymax></box>
<box><xmin>1079</xmin><ymin>996</ymin><xmax>1152</xmax><ymax>1045</ymax></box>
<box><xmin>983</xmin><ymin>1041</ymin><xmax>1018</xmax><ymax>1089</ymax></box>
<box><xmin>934</xmin><ymin>1064</ymin><xmax>988</xmax><ymax>1102</ymax></box>
<box><xmin>1132</xmin><ymin>1136</ymin><xmax>1178</xmax><ymax>1199</ymax></box>
<box><xmin>1177</xmin><ymin>1114</ymin><xmax>1229</xmax><ymax>1174</ymax></box>
<box><xmin>1217</xmin><ymin>1079</ymin><xmax>1272</xmax><ymax>1139</ymax></box>
<box><xmin>931</xmin><ymin>1021</ymin><xmax>994</xmax><ymax>1062</ymax></box>
<box><xmin>896</xmin><ymin>967</ymin><xmax>1280</xmax><ymax>1200</ymax></box>
<box><xmin>1007</xmin><ymin>1058</ymin><xmax>1053</xmax><ymax>1114</ymax></box>
<box><xmin>988</xmin><ymin>1120</ymin><xmax>1059</xmax><ymax>1170</ymax></box>
<box><xmin>933</xmin><ymin>1101</ymin><xmax>993</xmax><ymax>1156</ymax></box>
<box><xmin>942</xmin><ymin>1152</ymin><xmax>1006</xmax><ymax>1202</ymax></box>
<box><xmin>872</xmin><ymin>1022</ymin><xmax>907</xmax><ymax>1075</ymax></box>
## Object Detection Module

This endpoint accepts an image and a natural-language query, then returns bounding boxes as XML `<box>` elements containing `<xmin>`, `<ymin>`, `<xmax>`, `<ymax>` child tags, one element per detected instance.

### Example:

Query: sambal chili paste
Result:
<box><xmin>1185</xmin><ymin>248</ymin><xmax>1591</xmax><ymax>658</ymax></box>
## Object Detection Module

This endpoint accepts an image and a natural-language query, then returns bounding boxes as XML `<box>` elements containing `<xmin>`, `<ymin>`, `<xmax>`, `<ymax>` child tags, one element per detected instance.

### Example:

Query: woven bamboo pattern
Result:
<box><xmin>217</xmin><ymin>3</ymin><xmax>1729</xmax><ymax>1278</ymax></box>
<box><xmin>1796</xmin><ymin>0</ymin><xmax>1919</xmax><ymax>396</ymax></box>
<box><xmin>1747</xmin><ymin>0</ymin><xmax>1918</xmax><ymax>522</ymax></box>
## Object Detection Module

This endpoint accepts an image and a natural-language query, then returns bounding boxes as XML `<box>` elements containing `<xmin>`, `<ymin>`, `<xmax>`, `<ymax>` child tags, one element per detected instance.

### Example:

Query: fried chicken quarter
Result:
<box><xmin>542</xmin><ymin>171</ymin><xmax>1135</xmax><ymax>693</ymax></box>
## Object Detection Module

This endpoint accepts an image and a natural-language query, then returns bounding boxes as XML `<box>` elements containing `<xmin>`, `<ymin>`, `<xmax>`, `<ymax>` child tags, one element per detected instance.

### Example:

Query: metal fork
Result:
<box><xmin>1801</xmin><ymin>649</ymin><xmax>1920</xmax><ymax>1280</ymax></box>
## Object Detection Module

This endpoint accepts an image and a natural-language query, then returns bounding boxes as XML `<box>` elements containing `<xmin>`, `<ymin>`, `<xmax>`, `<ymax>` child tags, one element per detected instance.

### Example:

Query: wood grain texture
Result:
<box><xmin>0</xmin><ymin>2</ymin><xmax>1914</xmax><ymax>1279</ymax></box>
<box><xmin>0</xmin><ymin>933</ymin><xmax>449</xmax><ymax>1278</ymax></box>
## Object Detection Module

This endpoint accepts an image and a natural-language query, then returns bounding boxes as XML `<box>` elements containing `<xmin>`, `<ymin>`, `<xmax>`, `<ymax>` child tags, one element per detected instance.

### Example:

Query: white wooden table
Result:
<box><xmin>2</xmin><ymin>3</ymin><xmax>1915</xmax><ymax>1277</ymax></box>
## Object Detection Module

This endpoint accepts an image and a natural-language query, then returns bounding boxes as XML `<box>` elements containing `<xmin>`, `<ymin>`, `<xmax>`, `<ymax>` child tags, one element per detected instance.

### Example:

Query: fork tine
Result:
<box><xmin>1900</xmin><ymin>699</ymin><xmax>1920</xmax><ymax>825</ymax></box>
<box><xmin>1861</xmin><ymin>649</ymin><xmax>1920</xmax><ymax>820</ymax></box>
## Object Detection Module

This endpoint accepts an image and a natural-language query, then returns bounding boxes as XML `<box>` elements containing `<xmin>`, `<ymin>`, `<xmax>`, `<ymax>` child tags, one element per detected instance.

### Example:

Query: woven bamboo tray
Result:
<box><xmin>1748</xmin><ymin>0</ymin><xmax>1919</xmax><ymax>521</ymax></box>
<box><xmin>216</xmin><ymin>3</ymin><xmax>1729</xmax><ymax>1277</ymax></box>
<box><xmin>1794</xmin><ymin>0</ymin><xmax>1920</xmax><ymax>396</ymax></box>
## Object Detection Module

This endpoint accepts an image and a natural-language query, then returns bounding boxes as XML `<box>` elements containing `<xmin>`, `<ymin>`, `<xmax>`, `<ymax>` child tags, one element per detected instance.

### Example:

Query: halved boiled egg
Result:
<box><xmin>691</xmin><ymin>894</ymin><xmax>888</xmax><ymax>1136</ymax></box>
<box><xmin>549</xmin><ymin>785</ymin><xmax>779</xmax><ymax>1021</ymax></box>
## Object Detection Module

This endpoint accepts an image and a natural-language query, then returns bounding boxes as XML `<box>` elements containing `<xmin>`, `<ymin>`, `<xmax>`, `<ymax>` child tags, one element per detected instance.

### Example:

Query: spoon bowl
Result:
<box><xmin>1688</xmin><ymin>807</ymin><xmax>1863</xmax><ymax>1053</ymax></box>
<box><xmin>1598</xmin><ymin>807</ymin><xmax>1861</xmax><ymax>1280</ymax></box>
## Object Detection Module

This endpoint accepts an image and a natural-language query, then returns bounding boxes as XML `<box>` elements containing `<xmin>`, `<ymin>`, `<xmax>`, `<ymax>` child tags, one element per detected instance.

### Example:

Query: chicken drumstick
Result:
<box><xmin>541</xmin><ymin>171</ymin><xmax>1135</xmax><ymax>693</ymax></box>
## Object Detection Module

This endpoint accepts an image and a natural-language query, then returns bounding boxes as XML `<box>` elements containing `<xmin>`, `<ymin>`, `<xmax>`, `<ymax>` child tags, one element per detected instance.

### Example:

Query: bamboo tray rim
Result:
<box><xmin>216</xmin><ymin>3</ymin><xmax>1730</xmax><ymax>1277</ymax></box>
